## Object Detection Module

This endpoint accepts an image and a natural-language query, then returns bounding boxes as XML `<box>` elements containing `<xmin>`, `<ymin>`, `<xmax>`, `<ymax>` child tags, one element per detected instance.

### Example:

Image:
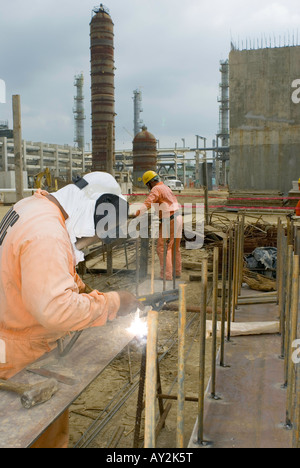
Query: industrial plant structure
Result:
<box><xmin>90</xmin><ymin>4</ymin><xmax>115</xmax><ymax>174</ymax></box>
<box><xmin>73</xmin><ymin>73</ymin><xmax>86</xmax><ymax>151</ymax></box>
<box><xmin>133</xmin><ymin>89</ymin><xmax>144</xmax><ymax>137</ymax></box>
<box><xmin>132</xmin><ymin>126</ymin><xmax>157</xmax><ymax>188</ymax></box>
<box><xmin>229</xmin><ymin>45</ymin><xmax>300</xmax><ymax>195</ymax></box>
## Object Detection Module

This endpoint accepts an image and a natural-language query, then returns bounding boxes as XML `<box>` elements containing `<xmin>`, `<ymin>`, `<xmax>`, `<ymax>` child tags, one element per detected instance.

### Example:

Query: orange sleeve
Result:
<box><xmin>296</xmin><ymin>200</ymin><xmax>300</xmax><ymax>216</ymax></box>
<box><xmin>20</xmin><ymin>236</ymin><xmax>120</xmax><ymax>333</ymax></box>
<box><xmin>139</xmin><ymin>187</ymin><xmax>160</xmax><ymax>215</ymax></box>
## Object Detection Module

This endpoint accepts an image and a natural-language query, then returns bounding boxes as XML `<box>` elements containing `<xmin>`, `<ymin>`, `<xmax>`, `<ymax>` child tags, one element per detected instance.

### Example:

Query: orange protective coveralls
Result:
<box><xmin>138</xmin><ymin>182</ymin><xmax>182</xmax><ymax>280</ymax></box>
<box><xmin>0</xmin><ymin>190</ymin><xmax>120</xmax><ymax>448</ymax></box>
<box><xmin>296</xmin><ymin>200</ymin><xmax>300</xmax><ymax>216</ymax></box>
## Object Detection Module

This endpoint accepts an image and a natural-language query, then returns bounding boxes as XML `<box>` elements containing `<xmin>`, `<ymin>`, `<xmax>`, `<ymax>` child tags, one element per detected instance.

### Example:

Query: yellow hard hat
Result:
<box><xmin>142</xmin><ymin>170</ymin><xmax>159</xmax><ymax>186</ymax></box>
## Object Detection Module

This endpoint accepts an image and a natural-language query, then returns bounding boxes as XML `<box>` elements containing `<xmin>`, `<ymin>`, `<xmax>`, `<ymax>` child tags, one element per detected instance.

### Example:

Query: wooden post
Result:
<box><xmin>203</xmin><ymin>156</ymin><xmax>209</xmax><ymax>225</ymax></box>
<box><xmin>211</xmin><ymin>247</ymin><xmax>219</xmax><ymax>398</ymax></box>
<box><xmin>177</xmin><ymin>284</ymin><xmax>187</xmax><ymax>448</ymax></box>
<box><xmin>144</xmin><ymin>310</ymin><xmax>159</xmax><ymax>448</ymax></box>
<box><xmin>197</xmin><ymin>258</ymin><xmax>208</xmax><ymax>444</ymax></box>
<box><xmin>106</xmin><ymin>244</ymin><xmax>113</xmax><ymax>276</ymax></box>
<box><xmin>12</xmin><ymin>95</ymin><xmax>24</xmax><ymax>201</ymax></box>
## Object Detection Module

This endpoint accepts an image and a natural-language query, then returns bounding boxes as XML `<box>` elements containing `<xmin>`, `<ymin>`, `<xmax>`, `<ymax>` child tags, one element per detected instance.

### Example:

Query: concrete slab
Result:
<box><xmin>189</xmin><ymin>334</ymin><xmax>292</xmax><ymax>448</ymax></box>
<box><xmin>188</xmin><ymin>291</ymin><xmax>292</xmax><ymax>449</ymax></box>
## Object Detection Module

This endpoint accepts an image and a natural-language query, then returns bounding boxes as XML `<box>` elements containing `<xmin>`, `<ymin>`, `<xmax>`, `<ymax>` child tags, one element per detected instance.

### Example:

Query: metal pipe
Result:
<box><xmin>227</xmin><ymin>229</ymin><xmax>233</xmax><ymax>341</ymax></box>
<box><xmin>211</xmin><ymin>247</ymin><xmax>219</xmax><ymax>398</ymax></box>
<box><xmin>173</xmin><ymin>227</ymin><xmax>177</xmax><ymax>290</ymax></box>
<box><xmin>163</xmin><ymin>239</ymin><xmax>167</xmax><ymax>292</ymax></box>
<box><xmin>220</xmin><ymin>237</ymin><xmax>228</xmax><ymax>367</ymax></box>
<box><xmin>234</xmin><ymin>219</ymin><xmax>241</xmax><ymax>312</ymax></box>
<box><xmin>238</xmin><ymin>214</ymin><xmax>245</xmax><ymax>296</ymax></box>
<box><xmin>197</xmin><ymin>258</ymin><xmax>208</xmax><ymax>444</ymax></box>
<box><xmin>287</xmin><ymin>255</ymin><xmax>299</xmax><ymax>428</ymax></box>
<box><xmin>124</xmin><ymin>241</ymin><xmax>129</xmax><ymax>270</ymax></box>
<box><xmin>276</xmin><ymin>218</ymin><xmax>282</xmax><ymax>304</ymax></box>
<box><xmin>232</xmin><ymin>223</ymin><xmax>238</xmax><ymax>322</ymax></box>
<box><xmin>151</xmin><ymin>238</ymin><xmax>155</xmax><ymax>294</ymax></box>
<box><xmin>284</xmin><ymin>245</ymin><xmax>293</xmax><ymax>387</ymax></box>
<box><xmin>136</xmin><ymin>238</ymin><xmax>140</xmax><ymax>296</ymax></box>
<box><xmin>280</xmin><ymin>234</ymin><xmax>288</xmax><ymax>359</ymax></box>
<box><xmin>144</xmin><ymin>310</ymin><xmax>159</xmax><ymax>448</ymax></box>
<box><xmin>177</xmin><ymin>284</ymin><xmax>187</xmax><ymax>448</ymax></box>
<box><xmin>293</xmin><ymin>364</ymin><xmax>300</xmax><ymax>448</ymax></box>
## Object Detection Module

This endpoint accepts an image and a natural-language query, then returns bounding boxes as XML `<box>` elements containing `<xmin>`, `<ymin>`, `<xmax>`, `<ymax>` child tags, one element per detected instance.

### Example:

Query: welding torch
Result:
<box><xmin>137</xmin><ymin>289</ymin><xmax>179</xmax><ymax>313</ymax></box>
<box><xmin>57</xmin><ymin>289</ymin><xmax>179</xmax><ymax>357</ymax></box>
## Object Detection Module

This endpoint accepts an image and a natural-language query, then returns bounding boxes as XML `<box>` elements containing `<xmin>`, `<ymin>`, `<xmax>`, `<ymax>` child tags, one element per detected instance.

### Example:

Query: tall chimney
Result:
<box><xmin>90</xmin><ymin>4</ymin><xmax>115</xmax><ymax>174</ymax></box>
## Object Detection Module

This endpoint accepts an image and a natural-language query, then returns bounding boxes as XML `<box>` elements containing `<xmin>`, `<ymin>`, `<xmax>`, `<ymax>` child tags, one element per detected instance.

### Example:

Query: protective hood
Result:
<box><xmin>52</xmin><ymin>172</ymin><xmax>127</xmax><ymax>264</ymax></box>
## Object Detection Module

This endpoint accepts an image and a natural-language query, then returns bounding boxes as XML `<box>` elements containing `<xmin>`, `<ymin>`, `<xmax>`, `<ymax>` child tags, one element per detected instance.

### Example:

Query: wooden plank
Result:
<box><xmin>0</xmin><ymin>315</ymin><xmax>137</xmax><ymax>448</ymax></box>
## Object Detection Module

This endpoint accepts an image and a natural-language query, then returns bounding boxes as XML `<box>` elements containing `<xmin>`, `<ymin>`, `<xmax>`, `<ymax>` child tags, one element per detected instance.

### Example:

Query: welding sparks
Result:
<box><xmin>126</xmin><ymin>308</ymin><xmax>148</xmax><ymax>339</ymax></box>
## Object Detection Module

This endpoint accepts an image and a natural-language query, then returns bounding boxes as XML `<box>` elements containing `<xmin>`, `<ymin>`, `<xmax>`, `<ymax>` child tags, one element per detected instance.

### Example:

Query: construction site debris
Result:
<box><xmin>242</xmin><ymin>268</ymin><xmax>277</xmax><ymax>292</ymax></box>
<box><xmin>245</xmin><ymin>247</ymin><xmax>277</xmax><ymax>278</ymax></box>
<box><xmin>204</xmin><ymin>221</ymin><xmax>278</xmax><ymax>254</ymax></box>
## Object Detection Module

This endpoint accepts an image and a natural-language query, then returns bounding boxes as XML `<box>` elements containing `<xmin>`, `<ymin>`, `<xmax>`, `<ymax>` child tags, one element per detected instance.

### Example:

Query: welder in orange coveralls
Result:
<box><xmin>0</xmin><ymin>172</ymin><xmax>139</xmax><ymax>448</ymax></box>
<box><xmin>135</xmin><ymin>171</ymin><xmax>183</xmax><ymax>281</ymax></box>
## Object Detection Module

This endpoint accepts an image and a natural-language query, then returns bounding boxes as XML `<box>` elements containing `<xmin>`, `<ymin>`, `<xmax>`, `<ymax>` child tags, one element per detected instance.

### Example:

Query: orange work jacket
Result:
<box><xmin>0</xmin><ymin>190</ymin><xmax>120</xmax><ymax>379</ymax></box>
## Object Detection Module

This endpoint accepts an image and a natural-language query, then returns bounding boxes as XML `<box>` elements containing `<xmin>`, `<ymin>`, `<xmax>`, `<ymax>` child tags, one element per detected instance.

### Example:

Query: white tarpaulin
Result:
<box><xmin>206</xmin><ymin>320</ymin><xmax>279</xmax><ymax>339</ymax></box>
<box><xmin>0</xmin><ymin>79</ymin><xmax>6</xmax><ymax>103</ymax></box>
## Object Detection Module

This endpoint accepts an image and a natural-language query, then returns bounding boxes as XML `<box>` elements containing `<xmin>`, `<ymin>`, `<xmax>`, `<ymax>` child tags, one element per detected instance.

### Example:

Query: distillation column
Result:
<box><xmin>133</xmin><ymin>89</ymin><xmax>144</xmax><ymax>137</ymax></box>
<box><xmin>90</xmin><ymin>4</ymin><xmax>115</xmax><ymax>174</ymax></box>
<box><xmin>73</xmin><ymin>73</ymin><xmax>86</xmax><ymax>151</ymax></box>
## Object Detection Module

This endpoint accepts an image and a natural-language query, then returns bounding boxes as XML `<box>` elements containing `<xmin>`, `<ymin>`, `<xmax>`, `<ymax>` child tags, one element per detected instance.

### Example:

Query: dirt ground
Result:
<box><xmin>68</xmin><ymin>246</ymin><xmax>216</xmax><ymax>449</ymax></box>
<box><xmin>0</xmin><ymin>189</ymin><xmax>286</xmax><ymax>448</ymax></box>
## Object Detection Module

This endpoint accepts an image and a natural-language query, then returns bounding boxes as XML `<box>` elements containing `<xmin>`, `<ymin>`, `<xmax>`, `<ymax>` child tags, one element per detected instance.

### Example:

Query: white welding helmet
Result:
<box><xmin>52</xmin><ymin>172</ymin><xmax>128</xmax><ymax>264</ymax></box>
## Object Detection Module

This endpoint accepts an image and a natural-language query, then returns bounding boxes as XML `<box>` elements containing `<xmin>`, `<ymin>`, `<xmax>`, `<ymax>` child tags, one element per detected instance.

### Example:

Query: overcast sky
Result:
<box><xmin>0</xmin><ymin>0</ymin><xmax>300</xmax><ymax>151</ymax></box>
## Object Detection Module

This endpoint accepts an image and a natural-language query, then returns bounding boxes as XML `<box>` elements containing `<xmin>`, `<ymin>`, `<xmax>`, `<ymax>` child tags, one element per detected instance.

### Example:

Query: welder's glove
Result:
<box><xmin>84</xmin><ymin>283</ymin><xmax>94</xmax><ymax>294</ymax></box>
<box><xmin>117</xmin><ymin>291</ymin><xmax>141</xmax><ymax>316</ymax></box>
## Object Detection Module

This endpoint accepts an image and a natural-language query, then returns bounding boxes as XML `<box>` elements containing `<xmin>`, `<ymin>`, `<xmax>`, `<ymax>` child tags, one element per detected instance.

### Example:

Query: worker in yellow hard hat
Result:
<box><xmin>142</xmin><ymin>170</ymin><xmax>159</xmax><ymax>187</ymax></box>
<box><xmin>135</xmin><ymin>170</ymin><xmax>182</xmax><ymax>281</ymax></box>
